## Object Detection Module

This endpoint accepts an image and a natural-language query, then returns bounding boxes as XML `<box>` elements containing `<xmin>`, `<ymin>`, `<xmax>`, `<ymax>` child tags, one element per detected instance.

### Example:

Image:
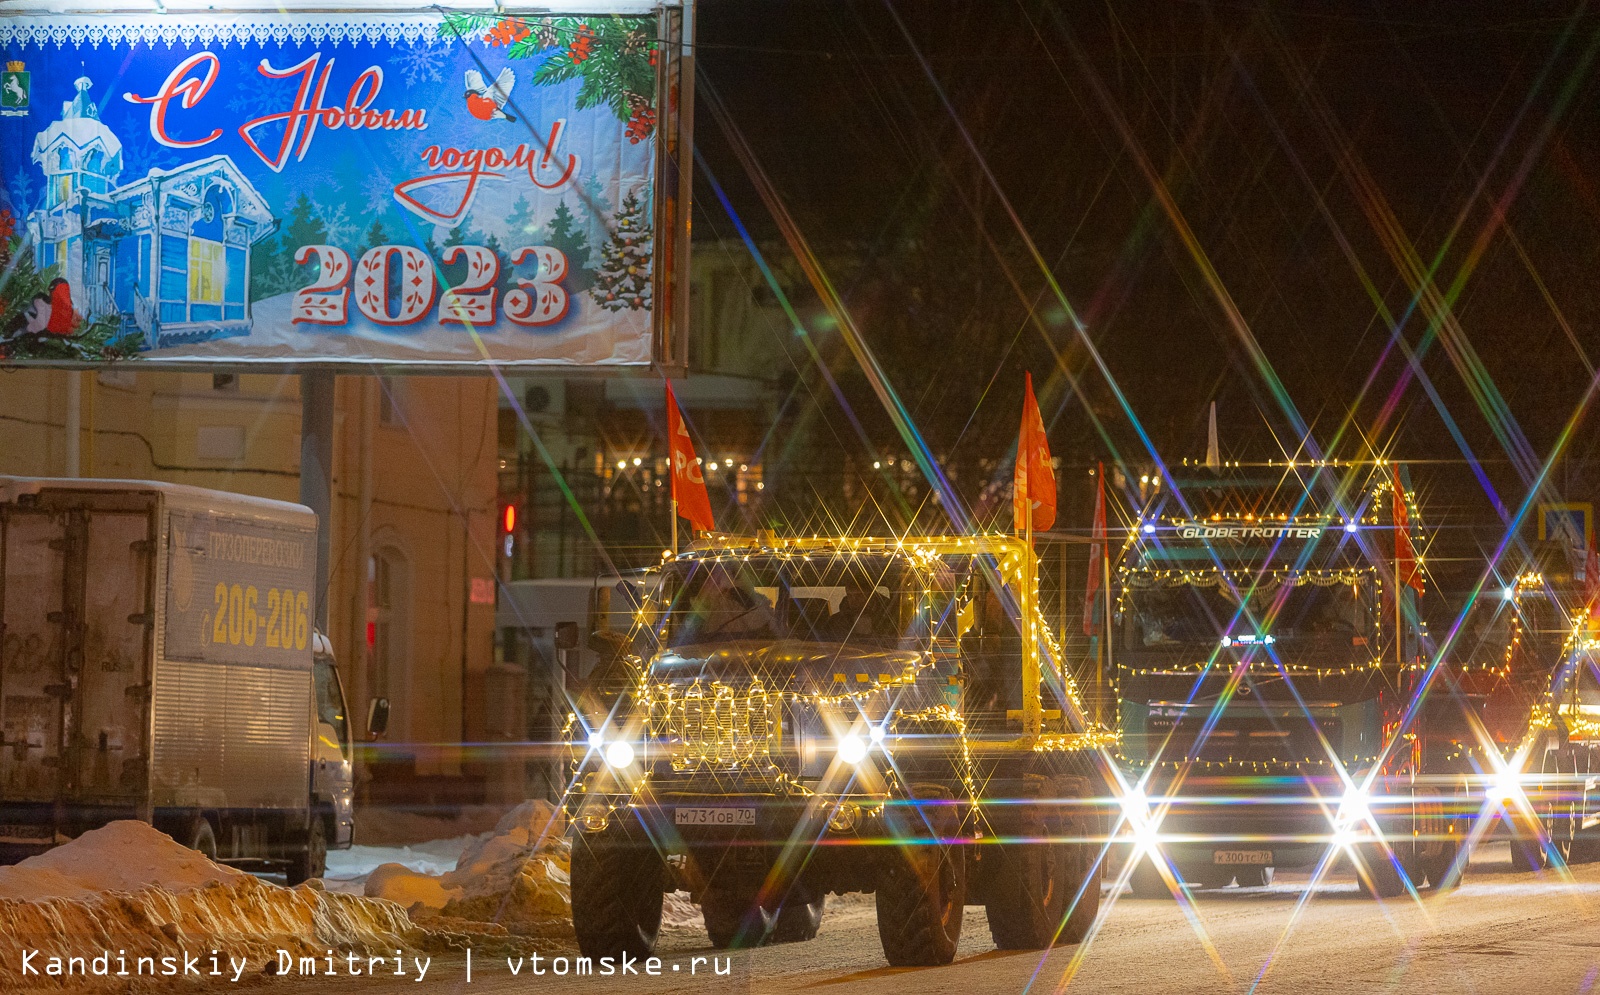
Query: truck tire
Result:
<box><xmin>701</xmin><ymin>891</ymin><xmax>822</xmax><ymax>947</ymax></box>
<box><xmin>571</xmin><ymin>831</ymin><xmax>665</xmax><ymax>960</ymax></box>
<box><xmin>876</xmin><ymin>841</ymin><xmax>965</xmax><ymax>966</ymax></box>
<box><xmin>700</xmin><ymin>889</ymin><xmax>774</xmax><ymax>948</ymax></box>
<box><xmin>772</xmin><ymin>897</ymin><xmax>825</xmax><ymax>943</ymax></box>
<box><xmin>187</xmin><ymin>817</ymin><xmax>217</xmax><ymax>861</ymax></box>
<box><xmin>1127</xmin><ymin>858</ymin><xmax>1168</xmax><ymax>898</ymax></box>
<box><xmin>986</xmin><ymin>785</ymin><xmax>1099</xmax><ymax>947</ymax></box>
<box><xmin>287</xmin><ymin>817</ymin><xmax>328</xmax><ymax>886</ymax></box>
<box><xmin>1419</xmin><ymin>840</ymin><xmax>1461</xmax><ymax>890</ymax></box>
<box><xmin>1235</xmin><ymin>866</ymin><xmax>1273</xmax><ymax>888</ymax></box>
<box><xmin>1510</xmin><ymin>837</ymin><xmax>1546</xmax><ymax>873</ymax></box>
<box><xmin>1357</xmin><ymin>843</ymin><xmax>1406</xmax><ymax>898</ymax></box>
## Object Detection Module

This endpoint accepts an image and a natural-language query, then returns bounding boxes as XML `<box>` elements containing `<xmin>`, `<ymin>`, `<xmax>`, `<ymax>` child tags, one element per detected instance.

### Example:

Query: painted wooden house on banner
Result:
<box><xmin>26</xmin><ymin>76</ymin><xmax>276</xmax><ymax>348</ymax></box>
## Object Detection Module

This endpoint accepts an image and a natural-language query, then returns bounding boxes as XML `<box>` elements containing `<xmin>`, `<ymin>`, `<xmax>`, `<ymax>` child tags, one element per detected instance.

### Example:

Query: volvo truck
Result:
<box><xmin>1112</xmin><ymin>460</ymin><xmax>1492</xmax><ymax>897</ymax></box>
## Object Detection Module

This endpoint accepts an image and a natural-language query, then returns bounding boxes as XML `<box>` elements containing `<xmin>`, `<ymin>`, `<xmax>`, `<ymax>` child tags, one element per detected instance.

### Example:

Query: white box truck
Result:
<box><xmin>0</xmin><ymin>477</ymin><xmax>359</xmax><ymax>882</ymax></box>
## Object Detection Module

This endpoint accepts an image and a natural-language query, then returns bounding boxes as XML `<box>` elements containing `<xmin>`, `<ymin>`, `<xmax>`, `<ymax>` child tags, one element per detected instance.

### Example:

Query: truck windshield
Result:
<box><xmin>313</xmin><ymin>656</ymin><xmax>351</xmax><ymax>751</ymax></box>
<box><xmin>1124</xmin><ymin>575</ymin><xmax>1373</xmax><ymax>648</ymax></box>
<box><xmin>661</xmin><ymin>555</ymin><xmax>925</xmax><ymax>650</ymax></box>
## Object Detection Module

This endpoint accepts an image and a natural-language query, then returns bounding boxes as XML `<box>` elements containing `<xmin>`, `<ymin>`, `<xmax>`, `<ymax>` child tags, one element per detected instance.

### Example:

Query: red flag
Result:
<box><xmin>666</xmin><ymin>382</ymin><xmax>715</xmax><ymax>534</ymax></box>
<box><xmin>1013</xmin><ymin>372</ymin><xmax>1057</xmax><ymax>533</ymax></box>
<box><xmin>1392</xmin><ymin>464</ymin><xmax>1424</xmax><ymax>596</ymax></box>
<box><xmin>1084</xmin><ymin>462</ymin><xmax>1106</xmax><ymax>636</ymax></box>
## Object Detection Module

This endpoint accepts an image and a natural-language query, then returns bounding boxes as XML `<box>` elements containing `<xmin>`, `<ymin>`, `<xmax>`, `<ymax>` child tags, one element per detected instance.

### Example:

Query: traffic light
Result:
<box><xmin>500</xmin><ymin>503</ymin><xmax>517</xmax><ymax>558</ymax></box>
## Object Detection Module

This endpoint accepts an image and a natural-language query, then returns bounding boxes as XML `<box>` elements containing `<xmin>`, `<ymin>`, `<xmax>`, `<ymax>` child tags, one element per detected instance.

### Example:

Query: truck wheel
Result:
<box><xmin>702</xmin><ymin>891</ymin><xmax>821</xmax><ymax>947</ymax></box>
<box><xmin>1356</xmin><ymin>844</ymin><xmax>1406</xmax><ymax>898</ymax></box>
<box><xmin>1126</xmin><ymin>857</ymin><xmax>1168</xmax><ymax>898</ymax></box>
<box><xmin>1510</xmin><ymin>837</ymin><xmax>1546</xmax><ymax>873</ymax></box>
<box><xmin>1236</xmin><ymin>866</ymin><xmax>1273</xmax><ymax>888</ymax></box>
<box><xmin>771</xmin><ymin>897</ymin><xmax>826</xmax><ymax>943</ymax></box>
<box><xmin>700</xmin><ymin>889</ymin><xmax>774</xmax><ymax>948</ymax></box>
<box><xmin>287</xmin><ymin>818</ymin><xmax>327</xmax><ymax>886</ymax></box>
<box><xmin>1420</xmin><ymin>840</ymin><xmax>1461</xmax><ymax>890</ymax></box>
<box><xmin>571</xmin><ymin>831</ymin><xmax>665</xmax><ymax>960</ymax></box>
<box><xmin>187</xmin><ymin>817</ymin><xmax>217</xmax><ymax>861</ymax></box>
<box><xmin>877</xmin><ymin>842</ymin><xmax>965</xmax><ymax>966</ymax></box>
<box><xmin>1195</xmin><ymin>864</ymin><xmax>1236</xmax><ymax>889</ymax></box>
<box><xmin>986</xmin><ymin>787</ymin><xmax>1099</xmax><ymax>947</ymax></box>
<box><xmin>1569</xmin><ymin>832</ymin><xmax>1600</xmax><ymax>864</ymax></box>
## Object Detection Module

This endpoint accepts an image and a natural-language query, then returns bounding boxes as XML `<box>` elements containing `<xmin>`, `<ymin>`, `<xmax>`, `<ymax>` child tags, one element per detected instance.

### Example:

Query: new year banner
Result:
<box><xmin>0</xmin><ymin>8</ymin><xmax>681</xmax><ymax>368</ymax></box>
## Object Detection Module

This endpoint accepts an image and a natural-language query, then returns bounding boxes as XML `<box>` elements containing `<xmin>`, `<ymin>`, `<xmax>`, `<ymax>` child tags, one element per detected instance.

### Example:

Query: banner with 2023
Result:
<box><xmin>0</xmin><ymin>10</ymin><xmax>666</xmax><ymax>367</ymax></box>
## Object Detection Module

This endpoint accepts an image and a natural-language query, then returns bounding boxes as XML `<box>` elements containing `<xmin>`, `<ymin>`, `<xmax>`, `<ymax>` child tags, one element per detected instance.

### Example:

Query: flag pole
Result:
<box><xmin>671</xmin><ymin>498</ymin><xmax>678</xmax><ymax>556</ymax></box>
<box><xmin>1102</xmin><ymin>528</ymin><xmax>1113</xmax><ymax>724</ymax></box>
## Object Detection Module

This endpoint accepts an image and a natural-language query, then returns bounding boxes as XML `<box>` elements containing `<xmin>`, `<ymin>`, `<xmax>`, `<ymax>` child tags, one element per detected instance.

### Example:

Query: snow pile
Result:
<box><xmin>364</xmin><ymin>799</ymin><xmax>573</xmax><ymax>937</ymax></box>
<box><xmin>0</xmin><ymin>822</ymin><xmax>425</xmax><ymax>990</ymax></box>
<box><xmin>323</xmin><ymin>835</ymin><xmax>481</xmax><ymax>896</ymax></box>
<box><xmin>661</xmin><ymin>891</ymin><xmax>703</xmax><ymax>929</ymax></box>
<box><xmin>0</xmin><ymin>821</ymin><xmax>243</xmax><ymax>900</ymax></box>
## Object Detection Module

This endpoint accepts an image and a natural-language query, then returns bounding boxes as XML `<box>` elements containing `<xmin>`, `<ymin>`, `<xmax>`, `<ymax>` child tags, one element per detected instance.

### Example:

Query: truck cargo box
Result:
<box><xmin>0</xmin><ymin>478</ymin><xmax>318</xmax><ymax>856</ymax></box>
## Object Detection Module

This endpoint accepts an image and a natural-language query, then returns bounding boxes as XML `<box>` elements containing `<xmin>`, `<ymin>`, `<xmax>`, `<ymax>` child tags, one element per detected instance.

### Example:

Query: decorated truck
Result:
<box><xmin>1483</xmin><ymin>544</ymin><xmax>1600</xmax><ymax>871</ymax></box>
<box><xmin>1111</xmin><ymin>460</ymin><xmax>1503</xmax><ymax>897</ymax></box>
<box><xmin>0</xmin><ymin>477</ymin><xmax>358</xmax><ymax>882</ymax></box>
<box><xmin>562</xmin><ymin>533</ymin><xmax>1111</xmax><ymax>965</ymax></box>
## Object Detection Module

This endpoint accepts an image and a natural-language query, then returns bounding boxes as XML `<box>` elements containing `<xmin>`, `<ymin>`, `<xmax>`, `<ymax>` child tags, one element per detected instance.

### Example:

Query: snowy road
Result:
<box><xmin>257</xmin><ymin>841</ymin><xmax>1600</xmax><ymax>994</ymax></box>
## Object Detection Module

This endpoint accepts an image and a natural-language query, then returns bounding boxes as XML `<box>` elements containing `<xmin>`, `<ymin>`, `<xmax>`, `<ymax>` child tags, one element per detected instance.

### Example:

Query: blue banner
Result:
<box><xmin>0</xmin><ymin>10</ymin><xmax>672</xmax><ymax>367</ymax></box>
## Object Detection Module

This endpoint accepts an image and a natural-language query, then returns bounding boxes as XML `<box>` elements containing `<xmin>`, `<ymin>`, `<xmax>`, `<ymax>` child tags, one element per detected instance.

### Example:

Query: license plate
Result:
<box><xmin>1214</xmin><ymin>849</ymin><xmax>1272</xmax><ymax>865</ymax></box>
<box><xmin>675</xmin><ymin>807</ymin><xmax>757</xmax><ymax>827</ymax></box>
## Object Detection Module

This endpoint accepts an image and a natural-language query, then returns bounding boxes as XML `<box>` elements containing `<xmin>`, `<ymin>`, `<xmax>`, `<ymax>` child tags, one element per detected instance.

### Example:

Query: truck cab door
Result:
<box><xmin>311</xmin><ymin>649</ymin><xmax>354</xmax><ymax>846</ymax></box>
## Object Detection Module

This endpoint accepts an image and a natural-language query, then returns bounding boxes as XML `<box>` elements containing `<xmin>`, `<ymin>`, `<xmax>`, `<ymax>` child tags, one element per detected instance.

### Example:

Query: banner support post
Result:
<box><xmin>300</xmin><ymin>371</ymin><xmax>335</xmax><ymax>634</ymax></box>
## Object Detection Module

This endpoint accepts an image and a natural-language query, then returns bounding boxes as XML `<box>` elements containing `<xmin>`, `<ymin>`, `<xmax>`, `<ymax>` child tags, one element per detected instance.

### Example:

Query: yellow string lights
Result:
<box><xmin>562</xmin><ymin>532</ymin><xmax>1110</xmax><ymax>821</ymax></box>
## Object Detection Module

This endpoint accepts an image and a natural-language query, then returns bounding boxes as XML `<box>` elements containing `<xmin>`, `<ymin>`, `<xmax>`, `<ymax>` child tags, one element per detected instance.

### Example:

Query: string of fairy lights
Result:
<box><xmin>563</xmin><ymin>533</ymin><xmax>1106</xmax><ymax>823</ymax></box>
<box><xmin>560</xmin><ymin>465</ymin><xmax>1573</xmax><ymax>815</ymax></box>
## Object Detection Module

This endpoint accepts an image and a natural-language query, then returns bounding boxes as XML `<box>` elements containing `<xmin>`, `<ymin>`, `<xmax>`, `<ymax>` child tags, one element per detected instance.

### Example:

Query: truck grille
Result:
<box><xmin>648</xmin><ymin>682</ymin><xmax>780</xmax><ymax>770</ymax></box>
<box><xmin>1141</xmin><ymin>709</ymin><xmax>1340</xmax><ymax>766</ymax></box>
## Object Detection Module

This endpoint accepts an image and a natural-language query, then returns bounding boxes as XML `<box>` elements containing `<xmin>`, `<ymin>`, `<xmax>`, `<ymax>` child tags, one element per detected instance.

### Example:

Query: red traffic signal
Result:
<box><xmin>500</xmin><ymin>503</ymin><xmax>517</xmax><ymax>534</ymax></box>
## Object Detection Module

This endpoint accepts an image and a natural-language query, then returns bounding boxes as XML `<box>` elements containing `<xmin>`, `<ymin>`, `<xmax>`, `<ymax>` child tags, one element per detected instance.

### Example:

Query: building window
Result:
<box><xmin>368</xmin><ymin>548</ymin><xmax>411</xmax><ymax>741</ymax></box>
<box><xmin>189</xmin><ymin>238</ymin><xmax>224</xmax><ymax>305</ymax></box>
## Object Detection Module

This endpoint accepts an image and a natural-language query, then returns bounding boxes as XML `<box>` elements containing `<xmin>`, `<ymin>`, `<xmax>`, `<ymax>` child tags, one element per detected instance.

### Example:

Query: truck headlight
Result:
<box><xmin>604</xmin><ymin>741</ymin><xmax>636</xmax><ymax>769</ymax></box>
<box><xmin>1332</xmin><ymin>783</ymin><xmax>1371</xmax><ymax>848</ymax></box>
<box><xmin>1488</xmin><ymin>762</ymin><xmax>1524</xmax><ymax>803</ymax></box>
<box><xmin>836</xmin><ymin>734</ymin><xmax>868</xmax><ymax>765</ymax></box>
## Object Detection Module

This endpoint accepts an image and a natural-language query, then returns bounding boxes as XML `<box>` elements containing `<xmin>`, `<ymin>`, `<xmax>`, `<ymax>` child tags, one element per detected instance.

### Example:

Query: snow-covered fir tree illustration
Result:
<box><xmin>590</xmin><ymin>187</ymin><xmax>651</xmax><ymax>311</ymax></box>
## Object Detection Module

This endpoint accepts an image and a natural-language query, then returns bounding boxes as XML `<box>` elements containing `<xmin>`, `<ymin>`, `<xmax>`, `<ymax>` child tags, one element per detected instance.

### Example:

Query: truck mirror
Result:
<box><xmin>555</xmin><ymin>620</ymin><xmax>581</xmax><ymax>650</ymax></box>
<box><xmin>366</xmin><ymin>697</ymin><xmax>390</xmax><ymax>739</ymax></box>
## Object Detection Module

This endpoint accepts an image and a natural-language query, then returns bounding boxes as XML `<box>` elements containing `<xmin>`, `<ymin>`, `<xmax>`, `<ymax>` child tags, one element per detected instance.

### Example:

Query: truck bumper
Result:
<box><xmin>571</xmin><ymin>787</ymin><xmax>925</xmax><ymax>894</ymax></box>
<box><xmin>1121</xmin><ymin>771</ymin><xmax>1463</xmax><ymax>871</ymax></box>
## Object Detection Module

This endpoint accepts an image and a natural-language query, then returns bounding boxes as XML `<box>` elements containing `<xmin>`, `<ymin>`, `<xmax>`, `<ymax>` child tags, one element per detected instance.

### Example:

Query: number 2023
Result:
<box><xmin>290</xmin><ymin>243</ymin><xmax>570</xmax><ymax>328</ymax></box>
<box><xmin>212</xmin><ymin>583</ymin><xmax>309</xmax><ymax>651</ymax></box>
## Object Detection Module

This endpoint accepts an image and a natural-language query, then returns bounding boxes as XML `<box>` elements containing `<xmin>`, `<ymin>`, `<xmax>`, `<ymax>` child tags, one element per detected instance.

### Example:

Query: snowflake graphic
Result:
<box><xmin>317</xmin><ymin>203</ymin><xmax>356</xmax><ymax>247</ymax></box>
<box><xmin>119</xmin><ymin>128</ymin><xmax>184</xmax><ymax>176</ymax></box>
<box><xmin>394</xmin><ymin>39</ymin><xmax>446</xmax><ymax>88</ymax></box>
<box><xmin>7</xmin><ymin>168</ymin><xmax>37</xmax><ymax>218</ymax></box>
<box><xmin>361</xmin><ymin>175</ymin><xmax>395</xmax><ymax>216</ymax></box>
<box><xmin>226</xmin><ymin>72</ymin><xmax>290</xmax><ymax>119</ymax></box>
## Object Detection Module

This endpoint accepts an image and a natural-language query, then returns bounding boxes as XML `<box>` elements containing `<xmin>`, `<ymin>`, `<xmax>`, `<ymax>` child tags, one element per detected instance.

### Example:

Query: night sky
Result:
<box><xmin>691</xmin><ymin>0</ymin><xmax>1600</xmax><ymax>573</ymax></box>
